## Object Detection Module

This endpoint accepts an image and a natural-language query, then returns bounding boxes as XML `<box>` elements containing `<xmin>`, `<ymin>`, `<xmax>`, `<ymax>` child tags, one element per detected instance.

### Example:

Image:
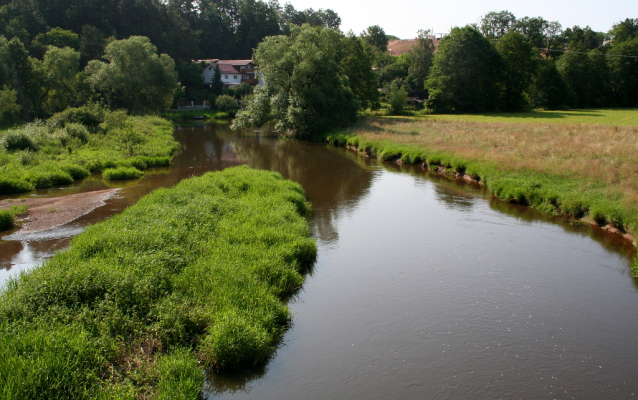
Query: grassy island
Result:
<box><xmin>0</xmin><ymin>166</ymin><xmax>316</xmax><ymax>398</ymax></box>
<box><xmin>0</xmin><ymin>105</ymin><xmax>179</xmax><ymax>195</ymax></box>
<box><xmin>327</xmin><ymin>110</ymin><xmax>638</xmax><ymax>272</ymax></box>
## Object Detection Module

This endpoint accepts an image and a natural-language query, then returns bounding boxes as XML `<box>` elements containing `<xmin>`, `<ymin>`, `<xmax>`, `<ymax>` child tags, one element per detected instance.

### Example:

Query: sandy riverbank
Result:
<box><xmin>0</xmin><ymin>189</ymin><xmax>119</xmax><ymax>233</ymax></box>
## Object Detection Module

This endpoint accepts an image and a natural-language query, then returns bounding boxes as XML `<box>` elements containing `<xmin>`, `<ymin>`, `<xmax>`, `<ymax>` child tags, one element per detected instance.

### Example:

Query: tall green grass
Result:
<box><xmin>0</xmin><ymin>166</ymin><xmax>316</xmax><ymax>398</ymax></box>
<box><xmin>0</xmin><ymin>105</ymin><xmax>179</xmax><ymax>194</ymax></box>
<box><xmin>0</xmin><ymin>205</ymin><xmax>28</xmax><ymax>231</ymax></box>
<box><xmin>327</xmin><ymin>132</ymin><xmax>638</xmax><ymax>238</ymax></box>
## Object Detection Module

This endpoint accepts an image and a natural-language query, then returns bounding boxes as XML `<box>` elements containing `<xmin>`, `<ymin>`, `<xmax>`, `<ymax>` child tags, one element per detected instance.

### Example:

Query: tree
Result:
<box><xmin>361</xmin><ymin>25</ymin><xmax>388</xmax><ymax>53</ymax></box>
<box><xmin>496</xmin><ymin>31</ymin><xmax>538</xmax><ymax>110</ymax></box>
<box><xmin>0</xmin><ymin>85</ymin><xmax>21</xmax><ymax>123</ymax></box>
<box><xmin>407</xmin><ymin>29</ymin><xmax>435</xmax><ymax>92</ymax></box>
<box><xmin>388</xmin><ymin>86</ymin><xmax>407</xmax><ymax>115</ymax></box>
<box><xmin>31</xmin><ymin>27</ymin><xmax>80</xmax><ymax>59</ymax></box>
<box><xmin>232</xmin><ymin>25</ymin><xmax>358</xmax><ymax>139</ymax></box>
<box><xmin>86</xmin><ymin>36</ymin><xmax>179</xmax><ymax>113</ymax></box>
<box><xmin>607</xmin><ymin>38</ymin><xmax>638</xmax><ymax>106</ymax></box>
<box><xmin>529</xmin><ymin>58</ymin><xmax>568</xmax><ymax>110</ymax></box>
<box><xmin>210</xmin><ymin>63</ymin><xmax>224</xmax><ymax>96</ymax></box>
<box><xmin>340</xmin><ymin>34</ymin><xmax>379</xmax><ymax>110</ymax></box>
<box><xmin>480</xmin><ymin>10</ymin><xmax>516</xmax><ymax>40</ymax></box>
<box><xmin>79</xmin><ymin>25</ymin><xmax>105</xmax><ymax>66</ymax></box>
<box><xmin>609</xmin><ymin>18</ymin><xmax>638</xmax><ymax>44</ymax></box>
<box><xmin>38</xmin><ymin>46</ymin><xmax>81</xmax><ymax>114</ymax></box>
<box><xmin>425</xmin><ymin>26</ymin><xmax>504</xmax><ymax>113</ymax></box>
<box><xmin>513</xmin><ymin>16</ymin><xmax>548</xmax><ymax>48</ymax></box>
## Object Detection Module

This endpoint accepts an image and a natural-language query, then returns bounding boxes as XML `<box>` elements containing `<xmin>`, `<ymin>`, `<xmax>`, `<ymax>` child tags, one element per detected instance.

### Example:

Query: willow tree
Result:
<box><xmin>85</xmin><ymin>36</ymin><xmax>178</xmax><ymax>113</ymax></box>
<box><xmin>232</xmin><ymin>24</ymin><xmax>359</xmax><ymax>139</ymax></box>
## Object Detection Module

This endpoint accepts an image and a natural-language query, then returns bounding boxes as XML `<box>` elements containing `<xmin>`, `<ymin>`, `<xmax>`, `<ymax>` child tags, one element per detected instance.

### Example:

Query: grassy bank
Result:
<box><xmin>0</xmin><ymin>105</ymin><xmax>179</xmax><ymax>195</ymax></box>
<box><xmin>0</xmin><ymin>166</ymin><xmax>316</xmax><ymax>398</ymax></box>
<box><xmin>327</xmin><ymin>115</ymin><xmax>638</xmax><ymax>251</ymax></box>
<box><xmin>161</xmin><ymin>109</ymin><xmax>230</xmax><ymax>123</ymax></box>
<box><xmin>0</xmin><ymin>205</ymin><xmax>27</xmax><ymax>231</ymax></box>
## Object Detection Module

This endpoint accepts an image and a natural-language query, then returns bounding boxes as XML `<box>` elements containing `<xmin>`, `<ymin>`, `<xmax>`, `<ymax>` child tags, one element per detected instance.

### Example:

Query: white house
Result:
<box><xmin>198</xmin><ymin>59</ymin><xmax>261</xmax><ymax>88</ymax></box>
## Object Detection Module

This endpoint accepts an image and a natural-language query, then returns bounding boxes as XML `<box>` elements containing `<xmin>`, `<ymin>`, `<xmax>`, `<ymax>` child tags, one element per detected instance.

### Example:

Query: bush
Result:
<box><xmin>48</xmin><ymin>104</ymin><xmax>106</xmax><ymax>131</ymax></box>
<box><xmin>0</xmin><ymin>210</ymin><xmax>13</xmax><ymax>231</ymax></box>
<box><xmin>24</xmin><ymin>169</ymin><xmax>74</xmax><ymax>188</ymax></box>
<box><xmin>1</xmin><ymin>131</ymin><xmax>38</xmax><ymax>152</ymax></box>
<box><xmin>389</xmin><ymin>87</ymin><xmax>408</xmax><ymax>115</ymax></box>
<box><xmin>0</xmin><ymin>177</ymin><xmax>34</xmax><ymax>194</ymax></box>
<box><xmin>102</xmin><ymin>167</ymin><xmax>144</xmax><ymax>180</ymax></box>
<box><xmin>215</xmin><ymin>95</ymin><xmax>239</xmax><ymax>113</ymax></box>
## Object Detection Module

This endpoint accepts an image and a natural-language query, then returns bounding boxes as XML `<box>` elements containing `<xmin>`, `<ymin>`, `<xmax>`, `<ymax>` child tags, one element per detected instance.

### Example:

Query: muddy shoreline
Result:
<box><xmin>0</xmin><ymin>189</ymin><xmax>120</xmax><ymax>233</ymax></box>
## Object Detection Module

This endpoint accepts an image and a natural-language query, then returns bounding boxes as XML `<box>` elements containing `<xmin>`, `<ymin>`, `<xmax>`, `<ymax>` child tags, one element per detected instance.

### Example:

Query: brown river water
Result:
<box><xmin>1</xmin><ymin>123</ymin><xmax>638</xmax><ymax>399</ymax></box>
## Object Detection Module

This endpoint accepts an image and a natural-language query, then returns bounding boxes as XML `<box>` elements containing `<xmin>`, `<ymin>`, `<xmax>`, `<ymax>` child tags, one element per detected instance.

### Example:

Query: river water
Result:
<box><xmin>1</xmin><ymin>123</ymin><xmax>637</xmax><ymax>399</ymax></box>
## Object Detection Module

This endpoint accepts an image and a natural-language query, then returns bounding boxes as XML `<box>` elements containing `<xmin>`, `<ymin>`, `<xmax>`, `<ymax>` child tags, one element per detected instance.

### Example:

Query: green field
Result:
<box><xmin>415</xmin><ymin>108</ymin><xmax>638</xmax><ymax>126</ymax></box>
<box><xmin>0</xmin><ymin>166</ymin><xmax>316</xmax><ymax>398</ymax></box>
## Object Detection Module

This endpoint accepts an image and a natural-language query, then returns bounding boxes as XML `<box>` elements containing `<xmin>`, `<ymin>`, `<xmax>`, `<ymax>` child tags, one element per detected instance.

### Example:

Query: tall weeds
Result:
<box><xmin>0</xmin><ymin>166</ymin><xmax>316</xmax><ymax>398</ymax></box>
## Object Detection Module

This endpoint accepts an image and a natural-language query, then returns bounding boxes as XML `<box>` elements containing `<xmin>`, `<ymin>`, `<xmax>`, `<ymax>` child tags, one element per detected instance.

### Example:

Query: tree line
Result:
<box><xmin>374</xmin><ymin>12</ymin><xmax>638</xmax><ymax>112</ymax></box>
<box><xmin>0</xmin><ymin>0</ymin><xmax>341</xmax><ymax>123</ymax></box>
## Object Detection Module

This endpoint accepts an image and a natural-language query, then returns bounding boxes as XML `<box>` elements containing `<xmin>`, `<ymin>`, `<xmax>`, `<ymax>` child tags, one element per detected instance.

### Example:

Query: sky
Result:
<box><xmin>285</xmin><ymin>0</ymin><xmax>638</xmax><ymax>38</ymax></box>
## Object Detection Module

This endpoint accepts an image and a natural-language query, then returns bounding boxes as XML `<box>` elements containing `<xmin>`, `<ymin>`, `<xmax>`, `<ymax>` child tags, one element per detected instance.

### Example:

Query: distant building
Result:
<box><xmin>197</xmin><ymin>59</ymin><xmax>261</xmax><ymax>88</ymax></box>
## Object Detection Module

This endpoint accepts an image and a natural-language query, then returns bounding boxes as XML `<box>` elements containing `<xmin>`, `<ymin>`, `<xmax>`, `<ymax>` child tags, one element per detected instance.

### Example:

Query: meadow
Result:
<box><xmin>0</xmin><ymin>166</ymin><xmax>316</xmax><ymax>398</ymax></box>
<box><xmin>328</xmin><ymin>110</ymin><xmax>638</xmax><ymax>273</ymax></box>
<box><xmin>0</xmin><ymin>105</ymin><xmax>179</xmax><ymax>196</ymax></box>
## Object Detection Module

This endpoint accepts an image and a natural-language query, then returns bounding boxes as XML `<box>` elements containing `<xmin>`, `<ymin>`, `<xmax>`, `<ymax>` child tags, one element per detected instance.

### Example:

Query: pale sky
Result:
<box><xmin>285</xmin><ymin>0</ymin><xmax>638</xmax><ymax>38</ymax></box>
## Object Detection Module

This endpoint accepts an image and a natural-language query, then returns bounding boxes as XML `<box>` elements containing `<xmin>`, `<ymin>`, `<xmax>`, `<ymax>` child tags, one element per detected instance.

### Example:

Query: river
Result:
<box><xmin>1</xmin><ymin>123</ymin><xmax>637</xmax><ymax>399</ymax></box>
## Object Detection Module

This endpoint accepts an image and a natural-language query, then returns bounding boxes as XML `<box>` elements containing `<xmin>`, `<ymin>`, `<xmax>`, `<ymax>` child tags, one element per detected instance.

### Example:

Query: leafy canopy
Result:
<box><xmin>232</xmin><ymin>24</ymin><xmax>364</xmax><ymax>139</ymax></box>
<box><xmin>86</xmin><ymin>36</ymin><xmax>178</xmax><ymax>114</ymax></box>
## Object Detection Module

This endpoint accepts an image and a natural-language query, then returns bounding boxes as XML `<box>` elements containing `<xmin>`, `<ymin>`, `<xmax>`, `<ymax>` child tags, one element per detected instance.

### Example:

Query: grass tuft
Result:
<box><xmin>103</xmin><ymin>167</ymin><xmax>144</xmax><ymax>181</ymax></box>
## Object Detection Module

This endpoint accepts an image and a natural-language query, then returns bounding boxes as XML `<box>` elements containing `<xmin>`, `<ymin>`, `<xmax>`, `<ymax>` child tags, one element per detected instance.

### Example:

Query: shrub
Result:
<box><xmin>0</xmin><ymin>210</ymin><xmax>13</xmax><ymax>231</ymax></box>
<box><xmin>59</xmin><ymin>163</ymin><xmax>91</xmax><ymax>180</ymax></box>
<box><xmin>102</xmin><ymin>167</ymin><xmax>144</xmax><ymax>180</ymax></box>
<box><xmin>24</xmin><ymin>169</ymin><xmax>74</xmax><ymax>188</ymax></box>
<box><xmin>64</xmin><ymin>123</ymin><xmax>89</xmax><ymax>143</ymax></box>
<box><xmin>1</xmin><ymin>131</ymin><xmax>38</xmax><ymax>152</ymax></box>
<box><xmin>0</xmin><ymin>177</ymin><xmax>34</xmax><ymax>194</ymax></box>
<box><xmin>389</xmin><ymin>87</ymin><xmax>408</xmax><ymax>115</ymax></box>
<box><xmin>48</xmin><ymin>104</ymin><xmax>105</xmax><ymax>131</ymax></box>
<box><xmin>215</xmin><ymin>95</ymin><xmax>239</xmax><ymax>114</ymax></box>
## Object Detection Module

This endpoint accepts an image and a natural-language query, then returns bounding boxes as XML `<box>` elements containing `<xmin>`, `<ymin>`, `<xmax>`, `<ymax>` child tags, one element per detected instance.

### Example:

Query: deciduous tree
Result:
<box><xmin>232</xmin><ymin>25</ymin><xmax>358</xmax><ymax>139</ymax></box>
<box><xmin>86</xmin><ymin>36</ymin><xmax>178</xmax><ymax>113</ymax></box>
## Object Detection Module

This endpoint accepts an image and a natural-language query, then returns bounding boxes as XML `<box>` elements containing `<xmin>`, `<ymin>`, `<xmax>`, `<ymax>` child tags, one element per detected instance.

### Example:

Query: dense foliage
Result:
<box><xmin>0</xmin><ymin>166</ymin><xmax>316</xmax><ymax>397</ymax></box>
<box><xmin>0</xmin><ymin>104</ymin><xmax>178</xmax><ymax>194</ymax></box>
<box><xmin>232</xmin><ymin>24</ymin><xmax>376</xmax><ymax>139</ymax></box>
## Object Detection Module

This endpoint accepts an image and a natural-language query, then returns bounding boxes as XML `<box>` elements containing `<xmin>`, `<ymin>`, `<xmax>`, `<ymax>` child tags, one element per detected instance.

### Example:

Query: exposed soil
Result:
<box><xmin>0</xmin><ymin>189</ymin><xmax>119</xmax><ymax>233</ymax></box>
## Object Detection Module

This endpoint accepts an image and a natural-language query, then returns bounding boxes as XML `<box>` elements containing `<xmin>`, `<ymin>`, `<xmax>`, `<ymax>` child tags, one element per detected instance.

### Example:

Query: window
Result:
<box><xmin>233</xmin><ymin>75</ymin><xmax>237</xmax><ymax>79</ymax></box>
<box><xmin>224</xmin><ymin>75</ymin><xmax>228</xmax><ymax>79</ymax></box>
<box><xmin>208</xmin><ymin>67</ymin><xmax>211</xmax><ymax>70</ymax></box>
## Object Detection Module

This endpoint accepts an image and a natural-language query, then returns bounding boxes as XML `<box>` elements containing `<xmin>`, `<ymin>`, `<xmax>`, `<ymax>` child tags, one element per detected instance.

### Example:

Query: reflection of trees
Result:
<box><xmin>232</xmin><ymin>138</ymin><xmax>374</xmax><ymax>247</ymax></box>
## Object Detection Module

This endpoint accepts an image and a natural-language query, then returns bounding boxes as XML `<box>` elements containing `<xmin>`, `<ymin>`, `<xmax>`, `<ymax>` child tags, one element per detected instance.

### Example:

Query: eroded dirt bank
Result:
<box><xmin>0</xmin><ymin>189</ymin><xmax>119</xmax><ymax>233</ymax></box>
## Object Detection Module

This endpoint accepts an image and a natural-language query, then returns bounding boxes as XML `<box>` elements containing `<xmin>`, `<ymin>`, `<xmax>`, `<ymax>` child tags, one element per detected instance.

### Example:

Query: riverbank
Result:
<box><xmin>161</xmin><ymin>109</ymin><xmax>231</xmax><ymax>123</ymax></box>
<box><xmin>0</xmin><ymin>189</ymin><xmax>119</xmax><ymax>233</ymax></box>
<box><xmin>0</xmin><ymin>166</ymin><xmax>316</xmax><ymax>398</ymax></box>
<box><xmin>0</xmin><ymin>106</ymin><xmax>179</xmax><ymax>196</ymax></box>
<box><xmin>327</xmin><ymin>115</ymin><xmax>638</xmax><ymax>270</ymax></box>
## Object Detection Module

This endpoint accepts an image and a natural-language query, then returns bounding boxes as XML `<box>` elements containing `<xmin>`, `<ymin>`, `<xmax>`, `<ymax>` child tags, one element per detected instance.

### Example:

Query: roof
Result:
<box><xmin>387</xmin><ymin>38</ymin><xmax>441</xmax><ymax>56</ymax></box>
<box><xmin>217</xmin><ymin>60</ymin><xmax>253</xmax><ymax>66</ymax></box>
<box><xmin>218</xmin><ymin>64</ymin><xmax>240</xmax><ymax>74</ymax></box>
